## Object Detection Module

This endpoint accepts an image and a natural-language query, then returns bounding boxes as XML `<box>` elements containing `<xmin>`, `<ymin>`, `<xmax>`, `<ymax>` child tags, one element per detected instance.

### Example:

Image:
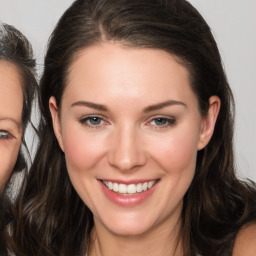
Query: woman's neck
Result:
<box><xmin>88</xmin><ymin>216</ymin><xmax>183</xmax><ymax>256</ymax></box>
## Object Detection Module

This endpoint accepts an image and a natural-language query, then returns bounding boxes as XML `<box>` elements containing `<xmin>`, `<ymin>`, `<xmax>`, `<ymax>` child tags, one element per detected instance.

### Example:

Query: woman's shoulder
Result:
<box><xmin>232</xmin><ymin>223</ymin><xmax>256</xmax><ymax>256</ymax></box>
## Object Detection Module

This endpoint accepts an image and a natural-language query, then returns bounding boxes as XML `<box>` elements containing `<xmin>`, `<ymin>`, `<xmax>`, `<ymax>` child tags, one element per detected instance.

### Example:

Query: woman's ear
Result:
<box><xmin>49</xmin><ymin>96</ymin><xmax>65</xmax><ymax>152</ymax></box>
<box><xmin>197</xmin><ymin>96</ymin><xmax>221</xmax><ymax>150</ymax></box>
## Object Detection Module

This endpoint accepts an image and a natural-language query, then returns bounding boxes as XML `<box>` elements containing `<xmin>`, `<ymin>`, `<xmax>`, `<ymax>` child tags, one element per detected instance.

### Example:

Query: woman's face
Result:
<box><xmin>50</xmin><ymin>43</ymin><xmax>219</xmax><ymax>237</ymax></box>
<box><xmin>0</xmin><ymin>61</ymin><xmax>23</xmax><ymax>191</ymax></box>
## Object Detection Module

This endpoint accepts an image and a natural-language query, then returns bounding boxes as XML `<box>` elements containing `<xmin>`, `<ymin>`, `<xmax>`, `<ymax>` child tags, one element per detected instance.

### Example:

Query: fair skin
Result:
<box><xmin>0</xmin><ymin>61</ymin><xmax>23</xmax><ymax>191</ymax></box>
<box><xmin>233</xmin><ymin>224</ymin><xmax>256</xmax><ymax>256</ymax></box>
<box><xmin>50</xmin><ymin>43</ymin><xmax>220</xmax><ymax>256</ymax></box>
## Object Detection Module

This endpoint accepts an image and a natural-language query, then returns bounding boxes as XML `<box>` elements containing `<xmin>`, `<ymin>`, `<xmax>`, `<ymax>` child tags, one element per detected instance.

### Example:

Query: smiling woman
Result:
<box><xmin>0</xmin><ymin>23</ymin><xmax>37</xmax><ymax>255</ymax></box>
<box><xmin>50</xmin><ymin>45</ymin><xmax>216</xmax><ymax>239</ymax></box>
<box><xmin>51</xmin><ymin>44</ymin><xmax>222</xmax><ymax>249</ymax></box>
<box><xmin>14</xmin><ymin>0</ymin><xmax>256</xmax><ymax>256</ymax></box>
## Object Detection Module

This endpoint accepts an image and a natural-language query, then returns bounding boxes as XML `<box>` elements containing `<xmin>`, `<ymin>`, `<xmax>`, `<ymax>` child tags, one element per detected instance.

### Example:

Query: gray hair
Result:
<box><xmin>0</xmin><ymin>20</ymin><xmax>7</xmax><ymax>40</ymax></box>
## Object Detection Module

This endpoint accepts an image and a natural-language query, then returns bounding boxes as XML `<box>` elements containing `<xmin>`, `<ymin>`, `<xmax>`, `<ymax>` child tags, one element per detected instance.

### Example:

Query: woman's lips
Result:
<box><xmin>98</xmin><ymin>179</ymin><xmax>159</xmax><ymax>207</ymax></box>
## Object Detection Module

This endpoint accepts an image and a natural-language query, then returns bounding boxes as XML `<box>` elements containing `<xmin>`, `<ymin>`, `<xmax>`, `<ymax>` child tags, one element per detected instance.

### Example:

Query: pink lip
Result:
<box><xmin>98</xmin><ymin>180</ymin><xmax>159</xmax><ymax>207</ymax></box>
<box><xmin>100</xmin><ymin>179</ymin><xmax>157</xmax><ymax>185</ymax></box>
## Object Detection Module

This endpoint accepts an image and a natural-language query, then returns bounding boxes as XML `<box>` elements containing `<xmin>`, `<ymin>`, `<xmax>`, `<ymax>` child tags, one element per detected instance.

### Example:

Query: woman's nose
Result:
<box><xmin>107</xmin><ymin>125</ymin><xmax>147</xmax><ymax>172</ymax></box>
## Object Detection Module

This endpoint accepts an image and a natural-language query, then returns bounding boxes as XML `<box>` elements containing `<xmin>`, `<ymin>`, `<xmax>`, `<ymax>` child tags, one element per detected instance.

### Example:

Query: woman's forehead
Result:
<box><xmin>64</xmin><ymin>43</ymin><xmax>194</xmax><ymax>101</ymax></box>
<box><xmin>0</xmin><ymin>61</ymin><xmax>23</xmax><ymax>127</ymax></box>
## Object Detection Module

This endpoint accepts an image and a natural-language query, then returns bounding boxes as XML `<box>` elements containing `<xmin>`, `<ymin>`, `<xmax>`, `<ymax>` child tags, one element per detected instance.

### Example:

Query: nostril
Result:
<box><xmin>108</xmin><ymin>151</ymin><xmax>147</xmax><ymax>172</ymax></box>
<box><xmin>107</xmin><ymin>130</ymin><xmax>147</xmax><ymax>171</ymax></box>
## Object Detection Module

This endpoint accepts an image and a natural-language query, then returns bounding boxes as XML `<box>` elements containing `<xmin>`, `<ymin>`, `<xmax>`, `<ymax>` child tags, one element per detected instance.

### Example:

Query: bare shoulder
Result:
<box><xmin>232</xmin><ymin>223</ymin><xmax>256</xmax><ymax>256</ymax></box>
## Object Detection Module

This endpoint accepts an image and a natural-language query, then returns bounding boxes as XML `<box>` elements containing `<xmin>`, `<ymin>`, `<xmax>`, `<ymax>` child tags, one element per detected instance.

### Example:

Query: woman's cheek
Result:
<box><xmin>62</xmin><ymin>125</ymin><xmax>107</xmax><ymax>173</ymax></box>
<box><xmin>147</xmin><ymin>130</ymin><xmax>199</xmax><ymax>174</ymax></box>
<box><xmin>0</xmin><ymin>142</ymin><xmax>21</xmax><ymax>189</ymax></box>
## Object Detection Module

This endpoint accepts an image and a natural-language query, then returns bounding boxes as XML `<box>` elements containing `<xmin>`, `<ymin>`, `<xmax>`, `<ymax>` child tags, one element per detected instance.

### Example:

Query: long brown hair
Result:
<box><xmin>13</xmin><ymin>0</ymin><xmax>256</xmax><ymax>255</ymax></box>
<box><xmin>0</xmin><ymin>23</ymin><xmax>37</xmax><ymax>255</ymax></box>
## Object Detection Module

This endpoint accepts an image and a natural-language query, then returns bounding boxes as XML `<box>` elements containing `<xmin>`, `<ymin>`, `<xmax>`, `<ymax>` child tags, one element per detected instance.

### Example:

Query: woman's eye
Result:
<box><xmin>0</xmin><ymin>130</ymin><xmax>12</xmax><ymax>139</ymax></box>
<box><xmin>80</xmin><ymin>116</ymin><xmax>105</xmax><ymax>128</ymax></box>
<box><xmin>149</xmin><ymin>117</ymin><xmax>176</xmax><ymax>128</ymax></box>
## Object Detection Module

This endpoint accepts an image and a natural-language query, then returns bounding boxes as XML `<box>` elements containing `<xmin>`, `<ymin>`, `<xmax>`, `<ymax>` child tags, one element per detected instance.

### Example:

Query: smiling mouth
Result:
<box><xmin>101</xmin><ymin>180</ymin><xmax>159</xmax><ymax>196</ymax></box>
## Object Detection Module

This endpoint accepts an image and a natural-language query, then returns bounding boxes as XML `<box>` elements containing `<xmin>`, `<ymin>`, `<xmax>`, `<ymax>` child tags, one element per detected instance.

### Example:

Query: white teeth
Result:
<box><xmin>103</xmin><ymin>180</ymin><xmax>157</xmax><ymax>194</ymax></box>
<box><xmin>136</xmin><ymin>183</ymin><xmax>143</xmax><ymax>193</ymax></box>
<box><xmin>108</xmin><ymin>181</ymin><xmax>113</xmax><ymax>190</ymax></box>
<box><xmin>148</xmin><ymin>181</ymin><xmax>155</xmax><ymax>188</ymax></box>
<box><xmin>127</xmin><ymin>184</ymin><xmax>136</xmax><ymax>194</ymax></box>
<box><xmin>119</xmin><ymin>184</ymin><xmax>127</xmax><ymax>193</ymax></box>
<box><xmin>113</xmin><ymin>183</ymin><xmax>119</xmax><ymax>192</ymax></box>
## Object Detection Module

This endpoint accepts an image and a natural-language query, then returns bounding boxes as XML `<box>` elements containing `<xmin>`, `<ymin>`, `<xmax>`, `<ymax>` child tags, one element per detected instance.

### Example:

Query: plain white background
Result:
<box><xmin>0</xmin><ymin>0</ymin><xmax>255</xmax><ymax>181</ymax></box>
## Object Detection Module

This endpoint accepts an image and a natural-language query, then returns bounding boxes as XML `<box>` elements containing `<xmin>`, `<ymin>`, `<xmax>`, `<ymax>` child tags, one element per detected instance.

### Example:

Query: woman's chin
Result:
<box><xmin>94</xmin><ymin>213</ymin><xmax>157</xmax><ymax>237</ymax></box>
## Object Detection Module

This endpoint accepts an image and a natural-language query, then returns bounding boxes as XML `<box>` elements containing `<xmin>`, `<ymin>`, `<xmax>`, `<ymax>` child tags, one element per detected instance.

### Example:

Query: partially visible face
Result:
<box><xmin>50</xmin><ymin>43</ymin><xmax>219</xmax><ymax>237</ymax></box>
<box><xmin>0</xmin><ymin>61</ymin><xmax>23</xmax><ymax>191</ymax></box>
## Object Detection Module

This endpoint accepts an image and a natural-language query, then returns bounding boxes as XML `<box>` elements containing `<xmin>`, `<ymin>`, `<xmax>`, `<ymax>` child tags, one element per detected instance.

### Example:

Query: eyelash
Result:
<box><xmin>79</xmin><ymin>115</ymin><xmax>108</xmax><ymax>129</ymax></box>
<box><xmin>0</xmin><ymin>130</ymin><xmax>13</xmax><ymax>140</ymax></box>
<box><xmin>146</xmin><ymin>117</ymin><xmax>176</xmax><ymax>130</ymax></box>
<box><xmin>79</xmin><ymin>115</ymin><xmax>176</xmax><ymax>130</ymax></box>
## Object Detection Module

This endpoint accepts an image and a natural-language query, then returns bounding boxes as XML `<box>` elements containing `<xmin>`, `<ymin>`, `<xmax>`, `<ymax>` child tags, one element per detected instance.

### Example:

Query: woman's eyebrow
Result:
<box><xmin>0</xmin><ymin>117</ymin><xmax>20</xmax><ymax>127</ymax></box>
<box><xmin>71</xmin><ymin>100</ymin><xmax>187</xmax><ymax>112</ymax></box>
<box><xmin>71</xmin><ymin>101</ymin><xmax>108</xmax><ymax>111</ymax></box>
<box><xmin>143</xmin><ymin>100</ymin><xmax>187</xmax><ymax>112</ymax></box>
